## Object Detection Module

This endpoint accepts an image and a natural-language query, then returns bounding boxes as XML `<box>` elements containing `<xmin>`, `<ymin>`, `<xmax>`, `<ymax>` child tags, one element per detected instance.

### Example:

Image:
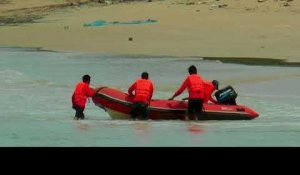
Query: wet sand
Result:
<box><xmin>1</xmin><ymin>0</ymin><xmax>300</xmax><ymax>64</ymax></box>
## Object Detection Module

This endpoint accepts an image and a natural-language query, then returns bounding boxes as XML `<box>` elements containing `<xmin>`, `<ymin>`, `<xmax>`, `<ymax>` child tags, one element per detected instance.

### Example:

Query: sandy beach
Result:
<box><xmin>1</xmin><ymin>0</ymin><xmax>300</xmax><ymax>63</ymax></box>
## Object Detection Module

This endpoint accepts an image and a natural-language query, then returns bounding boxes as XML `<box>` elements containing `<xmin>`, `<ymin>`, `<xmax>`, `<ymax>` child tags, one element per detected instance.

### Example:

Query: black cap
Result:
<box><xmin>141</xmin><ymin>72</ymin><xmax>149</xmax><ymax>79</ymax></box>
<box><xmin>188</xmin><ymin>65</ymin><xmax>197</xmax><ymax>74</ymax></box>
<box><xmin>82</xmin><ymin>74</ymin><xmax>91</xmax><ymax>83</ymax></box>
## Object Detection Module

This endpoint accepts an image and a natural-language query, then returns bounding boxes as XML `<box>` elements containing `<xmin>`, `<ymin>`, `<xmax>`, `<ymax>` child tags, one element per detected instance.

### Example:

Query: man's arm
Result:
<box><xmin>72</xmin><ymin>92</ymin><xmax>75</xmax><ymax>108</ymax></box>
<box><xmin>128</xmin><ymin>81</ymin><xmax>136</xmax><ymax>96</ymax></box>
<box><xmin>88</xmin><ymin>87</ymin><xmax>96</xmax><ymax>97</ymax></box>
<box><xmin>209</xmin><ymin>96</ymin><xmax>217</xmax><ymax>104</ymax></box>
<box><xmin>169</xmin><ymin>78</ymin><xmax>187</xmax><ymax>100</ymax></box>
<box><xmin>149</xmin><ymin>82</ymin><xmax>154</xmax><ymax>100</ymax></box>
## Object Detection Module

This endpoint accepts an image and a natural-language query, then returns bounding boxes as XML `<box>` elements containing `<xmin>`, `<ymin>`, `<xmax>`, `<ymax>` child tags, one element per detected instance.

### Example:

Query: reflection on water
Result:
<box><xmin>186</xmin><ymin>122</ymin><xmax>204</xmax><ymax>146</ymax></box>
<box><xmin>186</xmin><ymin>122</ymin><xmax>204</xmax><ymax>135</ymax></box>
<box><xmin>133</xmin><ymin>122</ymin><xmax>151</xmax><ymax>146</ymax></box>
<box><xmin>0</xmin><ymin>48</ymin><xmax>300</xmax><ymax>146</ymax></box>
<box><xmin>74</xmin><ymin>121</ymin><xmax>90</xmax><ymax>131</ymax></box>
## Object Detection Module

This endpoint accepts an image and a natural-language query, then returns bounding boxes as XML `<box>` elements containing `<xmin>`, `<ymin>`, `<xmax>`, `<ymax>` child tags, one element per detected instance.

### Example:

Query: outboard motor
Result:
<box><xmin>215</xmin><ymin>86</ymin><xmax>237</xmax><ymax>105</ymax></box>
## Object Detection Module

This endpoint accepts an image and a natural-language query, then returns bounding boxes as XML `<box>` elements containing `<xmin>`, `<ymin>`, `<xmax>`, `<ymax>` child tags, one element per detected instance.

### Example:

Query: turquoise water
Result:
<box><xmin>83</xmin><ymin>19</ymin><xmax>157</xmax><ymax>27</ymax></box>
<box><xmin>0</xmin><ymin>48</ymin><xmax>300</xmax><ymax>146</ymax></box>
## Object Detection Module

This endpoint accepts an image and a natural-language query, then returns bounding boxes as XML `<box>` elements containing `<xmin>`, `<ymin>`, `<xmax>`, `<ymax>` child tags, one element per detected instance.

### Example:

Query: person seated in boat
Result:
<box><xmin>72</xmin><ymin>74</ymin><xmax>96</xmax><ymax>120</ymax></box>
<box><xmin>128</xmin><ymin>72</ymin><xmax>154</xmax><ymax>120</ymax></box>
<box><xmin>203</xmin><ymin>80</ymin><xmax>219</xmax><ymax>104</ymax></box>
<box><xmin>168</xmin><ymin>65</ymin><xmax>205</xmax><ymax>120</ymax></box>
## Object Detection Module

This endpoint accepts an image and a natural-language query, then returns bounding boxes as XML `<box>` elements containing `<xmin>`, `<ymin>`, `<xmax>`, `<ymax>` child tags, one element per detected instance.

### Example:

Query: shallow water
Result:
<box><xmin>0</xmin><ymin>48</ymin><xmax>299</xmax><ymax>146</ymax></box>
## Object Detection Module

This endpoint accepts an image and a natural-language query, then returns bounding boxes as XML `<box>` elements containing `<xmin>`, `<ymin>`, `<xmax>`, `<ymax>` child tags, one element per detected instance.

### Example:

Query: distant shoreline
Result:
<box><xmin>1</xmin><ymin>46</ymin><xmax>300</xmax><ymax>67</ymax></box>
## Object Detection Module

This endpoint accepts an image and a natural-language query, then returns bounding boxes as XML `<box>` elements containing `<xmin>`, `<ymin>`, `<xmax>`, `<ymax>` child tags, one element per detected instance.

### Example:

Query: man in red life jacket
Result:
<box><xmin>203</xmin><ymin>80</ymin><xmax>219</xmax><ymax>104</ymax></box>
<box><xmin>128</xmin><ymin>72</ymin><xmax>154</xmax><ymax>120</ymax></box>
<box><xmin>72</xmin><ymin>75</ymin><xmax>95</xmax><ymax>120</ymax></box>
<box><xmin>168</xmin><ymin>65</ymin><xmax>205</xmax><ymax>120</ymax></box>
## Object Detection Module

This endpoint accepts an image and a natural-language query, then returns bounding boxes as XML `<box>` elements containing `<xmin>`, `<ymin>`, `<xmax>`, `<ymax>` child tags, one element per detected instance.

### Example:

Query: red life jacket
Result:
<box><xmin>128</xmin><ymin>79</ymin><xmax>153</xmax><ymax>104</ymax></box>
<box><xmin>186</xmin><ymin>74</ymin><xmax>204</xmax><ymax>99</ymax></box>
<box><xmin>204</xmin><ymin>81</ymin><xmax>215</xmax><ymax>103</ymax></box>
<box><xmin>72</xmin><ymin>81</ymin><xmax>95</xmax><ymax>108</ymax></box>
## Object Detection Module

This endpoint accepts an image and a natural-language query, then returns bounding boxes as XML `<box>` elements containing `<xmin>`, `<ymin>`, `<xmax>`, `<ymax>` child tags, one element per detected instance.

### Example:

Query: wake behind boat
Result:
<box><xmin>92</xmin><ymin>86</ymin><xmax>259</xmax><ymax>120</ymax></box>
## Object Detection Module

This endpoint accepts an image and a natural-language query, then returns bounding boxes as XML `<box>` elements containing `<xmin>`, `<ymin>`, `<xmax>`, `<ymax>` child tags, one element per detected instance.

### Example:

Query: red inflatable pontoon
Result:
<box><xmin>92</xmin><ymin>87</ymin><xmax>259</xmax><ymax>120</ymax></box>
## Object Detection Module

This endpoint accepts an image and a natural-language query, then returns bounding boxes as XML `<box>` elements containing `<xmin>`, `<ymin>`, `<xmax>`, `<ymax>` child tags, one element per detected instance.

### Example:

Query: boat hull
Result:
<box><xmin>92</xmin><ymin>87</ymin><xmax>259</xmax><ymax>120</ymax></box>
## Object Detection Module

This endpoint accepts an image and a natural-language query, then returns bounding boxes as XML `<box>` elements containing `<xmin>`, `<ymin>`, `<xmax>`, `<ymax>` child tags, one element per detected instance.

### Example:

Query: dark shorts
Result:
<box><xmin>130</xmin><ymin>102</ymin><xmax>149</xmax><ymax>120</ymax></box>
<box><xmin>188</xmin><ymin>98</ymin><xmax>203</xmax><ymax>120</ymax></box>
<box><xmin>74</xmin><ymin>105</ymin><xmax>85</xmax><ymax>119</ymax></box>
